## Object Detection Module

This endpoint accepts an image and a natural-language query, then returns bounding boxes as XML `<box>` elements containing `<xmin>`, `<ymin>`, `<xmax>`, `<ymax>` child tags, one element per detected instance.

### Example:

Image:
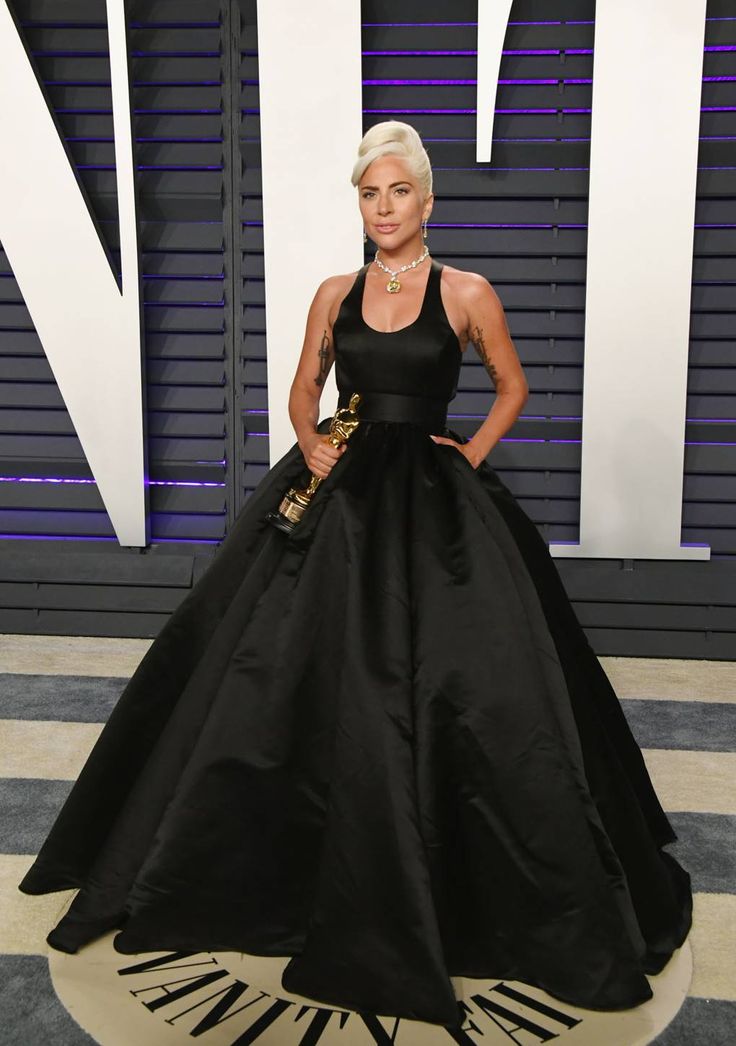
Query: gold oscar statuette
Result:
<box><xmin>266</xmin><ymin>392</ymin><xmax>362</xmax><ymax>534</ymax></box>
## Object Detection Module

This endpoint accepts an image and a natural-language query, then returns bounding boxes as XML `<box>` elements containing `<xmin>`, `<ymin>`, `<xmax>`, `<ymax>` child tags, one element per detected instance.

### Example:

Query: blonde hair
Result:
<box><xmin>350</xmin><ymin>120</ymin><xmax>432</xmax><ymax>200</ymax></box>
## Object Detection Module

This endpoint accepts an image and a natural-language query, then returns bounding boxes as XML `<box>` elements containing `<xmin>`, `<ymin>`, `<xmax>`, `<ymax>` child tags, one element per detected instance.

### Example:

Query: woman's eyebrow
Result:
<box><xmin>360</xmin><ymin>181</ymin><xmax>410</xmax><ymax>190</ymax></box>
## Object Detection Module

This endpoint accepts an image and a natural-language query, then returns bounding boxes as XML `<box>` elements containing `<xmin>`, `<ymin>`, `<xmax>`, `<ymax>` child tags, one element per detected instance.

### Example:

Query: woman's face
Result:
<box><xmin>358</xmin><ymin>154</ymin><xmax>433</xmax><ymax>251</ymax></box>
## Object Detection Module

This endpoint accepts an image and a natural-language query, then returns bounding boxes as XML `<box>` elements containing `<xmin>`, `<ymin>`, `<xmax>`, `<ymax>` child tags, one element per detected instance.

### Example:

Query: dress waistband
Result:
<box><xmin>336</xmin><ymin>390</ymin><xmax>448</xmax><ymax>433</ymax></box>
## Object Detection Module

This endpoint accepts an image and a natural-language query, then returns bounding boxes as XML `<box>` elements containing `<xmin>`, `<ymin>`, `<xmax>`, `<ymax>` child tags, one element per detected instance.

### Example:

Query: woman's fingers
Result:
<box><xmin>311</xmin><ymin>439</ymin><xmax>346</xmax><ymax>479</ymax></box>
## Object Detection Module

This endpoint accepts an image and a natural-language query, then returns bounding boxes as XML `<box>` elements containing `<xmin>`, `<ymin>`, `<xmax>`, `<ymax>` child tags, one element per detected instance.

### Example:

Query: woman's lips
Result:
<box><xmin>375</xmin><ymin>224</ymin><xmax>399</xmax><ymax>232</ymax></box>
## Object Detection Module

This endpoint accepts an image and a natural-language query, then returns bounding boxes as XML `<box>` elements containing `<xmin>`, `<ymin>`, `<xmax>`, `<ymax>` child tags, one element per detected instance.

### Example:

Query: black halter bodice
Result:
<box><xmin>333</xmin><ymin>258</ymin><xmax>462</xmax><ymax>432</ymax></box>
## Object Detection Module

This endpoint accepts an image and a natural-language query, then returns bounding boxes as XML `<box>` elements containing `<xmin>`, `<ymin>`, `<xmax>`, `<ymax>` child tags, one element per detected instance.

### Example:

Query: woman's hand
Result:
<box><xmin>300</xmin><ymin>432</ymin><xmax>346</xmax><ymax>479</ymax></box>
<box><xmin>429</xmin><ymin>434</ymin><xmax>481</xmax><ymax>470</ymax></box>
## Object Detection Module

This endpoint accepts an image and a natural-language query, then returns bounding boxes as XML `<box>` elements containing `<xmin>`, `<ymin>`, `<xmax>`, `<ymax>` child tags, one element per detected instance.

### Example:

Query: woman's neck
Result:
<box><xmin>373</xmin><ymin>238</ymin><xmax>427</xmax><ymax>270</ymax></box>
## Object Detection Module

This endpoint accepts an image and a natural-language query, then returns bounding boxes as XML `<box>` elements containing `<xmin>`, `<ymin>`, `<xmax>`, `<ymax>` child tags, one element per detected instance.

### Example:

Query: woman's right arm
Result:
<box><xmin>288</xmin><ymin>274</ymin><xmax>349</xmax><ymax>480</ymax></box>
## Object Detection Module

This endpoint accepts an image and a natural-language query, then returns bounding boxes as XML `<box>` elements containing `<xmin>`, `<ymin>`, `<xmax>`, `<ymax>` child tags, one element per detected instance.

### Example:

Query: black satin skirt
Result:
<box><xmin>19</xmin><ymin>408</ymin><xmax>692</xmax><ymax>1029</ymax></box>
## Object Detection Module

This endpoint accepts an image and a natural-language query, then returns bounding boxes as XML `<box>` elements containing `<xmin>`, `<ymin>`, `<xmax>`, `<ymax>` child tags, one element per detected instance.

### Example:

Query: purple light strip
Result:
<box><xmin>368</xmin><ymin>78</ymin><xmax>474</xmax><ymax>85</ymax></box>
<box><xmin>245</xmin><ymin>219</ymin><xmax>597</xmax><ymax>227</ymax></box>
<box><xmin>363</xmin><ymin>49</ymin><xmax>594</xmax><ymax>58</ymax></box>
<box><xmin>132</xmin><ymin>109</ymin><xmax>222</xmax><ymax>115</ymax></box>
<box><xmin>133</xmin><ymin>51</ymin><xmax>220</xmax><ymax>57</ymax></box>
<box><xmin>450</xmin><ymin>415</ymin><xmax>736</xmax><ymax>425</ymax></box>
<box><xmin>143</xmin><ymin>300</ymin><xmax>225</xmax><ymax>307</ymax></box>
<box><xmin>360</xmin><ymin>16</ymin><xmax>735</xmax><ymax>24</ymax></box>
<box><xmin>363</xmin><ymin>45</ymin><xmax>732</xmax><ymax>57</ymax></box>
<box><xmin>127</xmin><ymin>22</ymin><xmax>221</xmax><ymax>28</ymax></box>
<box><xmin>364</xmin><ymin>108</ymin><xmax>477</xmax><ymax>114</ymax></box>
<box><xmin>0</xmin><ymin>476</ymin><xmax>95</xmax><ymax>485</ymax></box>
<box><xmin>143</xmin><ymin>274</ymin><xmax>224</xmax><ymax>281</ymax></box>
<box><xmin>361</xmin><ymin>20</ymin><xmax>595</xmax><ymax>27</ymax></box>
<box><xmin>381</xmin><ymin>76</ymin><xmax>582</xmax><ymax>85</ymax></box>
<box><xmin>431</xmin><ymin>163</ymin><xmax>736</xmax><ymax>171</ymax></box>
<box><xmin>363</xmin><ymin>50</ymin><xmax>476</xmax><ymax>56</ymax></box>
<box><xmin>0</xmin><ymin>533</ymin><xmax>118</xmax><ymax>541</ymax></box>
<box><xmin>0</xmin><ymin>476</ymin><xmax>226</xmax><ymax>488</ymax></box>
<box><xmin>150</xmin><ymin>479</ymin><xmax>225</xmax><ymax>487</ymax></box>
<box><xmin>55</xmin><ymin>109</ymin><xmax>224</xmax><ymax>115</ymax></box>
<box><xmin>447</xmin><ymin>222</ymin><xmax>553</xmax><ymax>228</ymax></box>
<box><xmin>433</xmin><ymin>163</ymin><xmax>559</xmax><ymax>168</ymax></box>
<box><xmin>363</xmin><ymin>21</ymin><xmax>478</xmax><ymax>26</ymax></box>
<box><xmin>362</xmin><ymin>107</ymin><xmax>589</xmax><ymax>114</ymax></box>
<box><xmin>0</xmin><ymin>533</ymin><xmax>222</xmax><ymax>544</ymax></box>
<box><xmin>500</xmin><ymin>439</ymin><xmax>736</xmax><ymax>446</ymax></box>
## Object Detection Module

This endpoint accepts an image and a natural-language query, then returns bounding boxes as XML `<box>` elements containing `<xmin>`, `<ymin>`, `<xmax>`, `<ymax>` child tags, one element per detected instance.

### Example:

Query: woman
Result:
<box><xmin>295</xmin><ymin>126</ymin><xmax>527</xmax><ymax>483</ymax></box>
<box><xmin>20</xmin><ymin>121</ymin><xmax>692</xmax><ymax>1029</ymax></box>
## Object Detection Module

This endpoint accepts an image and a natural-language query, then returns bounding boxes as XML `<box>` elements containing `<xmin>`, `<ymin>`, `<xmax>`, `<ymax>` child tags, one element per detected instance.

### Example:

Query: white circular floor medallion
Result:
<box><xmin>49</xmin><ymin>913</ymin><xmax>692</xmax><ymax>1046</ymax></box>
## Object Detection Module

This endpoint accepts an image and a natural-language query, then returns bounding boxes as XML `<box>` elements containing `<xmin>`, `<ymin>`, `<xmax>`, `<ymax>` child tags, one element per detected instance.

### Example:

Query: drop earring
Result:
<box><xmin>422</xmin><ymin>219</ymin><xmax>428</xmax><ymax>241</ymax></box>
<box><xmin>363</xmin><ymin>227</ymin><xmax>368</xmax><ymax>243</ymax></box>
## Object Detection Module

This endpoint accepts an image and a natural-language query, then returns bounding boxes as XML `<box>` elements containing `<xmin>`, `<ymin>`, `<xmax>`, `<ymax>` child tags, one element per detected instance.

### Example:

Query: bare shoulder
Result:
<box><xmin>439</xmin><ymin>263</ymin><xmax>498</xmax><ymax>304</ymax></box>
<box><xmin>312</xmin><ymin>269</ymin><xmax>361</xmax><ymax>325</ymax></box>
<box><xmin>437</xmin><ymin>263</ymin><xmax>501</xmax><ymax>351</ymax></box>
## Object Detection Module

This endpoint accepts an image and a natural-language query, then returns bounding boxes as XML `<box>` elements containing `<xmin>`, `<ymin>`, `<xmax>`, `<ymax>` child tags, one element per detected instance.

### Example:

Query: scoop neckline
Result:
<box><xmin>359</xmin><ymin>258</ymin><xmax>436</xmax><ymax>336</ymax></box>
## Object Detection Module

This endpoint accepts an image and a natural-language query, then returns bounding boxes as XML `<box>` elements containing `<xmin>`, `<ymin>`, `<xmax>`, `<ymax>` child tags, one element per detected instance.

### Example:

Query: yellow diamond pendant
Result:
<box><xmin>386</xmin><ymin>278</ymin><xmax>401</xmax><ymax>293</ymax></box>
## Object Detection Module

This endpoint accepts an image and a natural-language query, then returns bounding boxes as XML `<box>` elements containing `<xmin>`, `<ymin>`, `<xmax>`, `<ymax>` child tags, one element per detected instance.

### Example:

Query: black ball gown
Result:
<box><xmin>19</xmin><ymin>257</ymin><xmax>692</xmax><ymax>1029</ymax></box>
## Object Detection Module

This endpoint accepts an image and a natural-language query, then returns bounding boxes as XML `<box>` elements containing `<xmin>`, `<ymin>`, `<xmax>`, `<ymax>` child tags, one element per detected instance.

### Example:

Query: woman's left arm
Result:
<box><xmin>432</xmin><ymin>274</ymin><xmax>529</xmax><ymax>468</ymax></box>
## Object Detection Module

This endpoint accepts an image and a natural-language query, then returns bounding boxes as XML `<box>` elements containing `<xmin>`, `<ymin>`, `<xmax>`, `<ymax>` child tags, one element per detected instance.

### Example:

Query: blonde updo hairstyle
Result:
<box><xmin>350</xmin><ymin>120</ymin><xmax>433</xmax><ymax>202</ymax></box>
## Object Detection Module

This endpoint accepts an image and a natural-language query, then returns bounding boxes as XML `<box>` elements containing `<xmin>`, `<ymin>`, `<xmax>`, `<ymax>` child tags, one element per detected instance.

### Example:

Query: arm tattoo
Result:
<box><xmin>314</xmin><ymin>329</ymin><xmax>332</xmax><ymax>388</ymax></box>
<box><xmin>471</xmin><ymin>324</ymin><xmax>499</xmax><ymax>386</ymax></box>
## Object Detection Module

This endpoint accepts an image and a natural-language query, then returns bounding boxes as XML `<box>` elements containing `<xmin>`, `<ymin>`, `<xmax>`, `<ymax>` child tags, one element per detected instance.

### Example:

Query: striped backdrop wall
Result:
<box><xmin>0</xmin><ymin>0</ymin><xmax>735</xmax><ymax>657</ymax></box>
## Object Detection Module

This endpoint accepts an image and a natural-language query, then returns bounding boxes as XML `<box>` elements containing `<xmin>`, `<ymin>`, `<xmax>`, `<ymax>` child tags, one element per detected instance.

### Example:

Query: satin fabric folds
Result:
<box><xmin>19</xmin><ymin>260</ymin><xmax>692</xmax><ymax>1029</ymax></box>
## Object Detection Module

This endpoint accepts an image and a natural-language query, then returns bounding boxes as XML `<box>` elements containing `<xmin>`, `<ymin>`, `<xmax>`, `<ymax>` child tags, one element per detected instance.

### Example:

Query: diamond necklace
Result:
<box><xmin>373</xmin><ymin>244</ymin><xmax>429</xmax><ymax>293</ymax></box>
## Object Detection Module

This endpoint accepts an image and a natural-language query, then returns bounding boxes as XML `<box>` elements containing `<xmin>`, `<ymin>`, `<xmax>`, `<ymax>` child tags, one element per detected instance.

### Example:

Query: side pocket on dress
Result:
<box><xmin>438</xmin><ymin>439</ymin><xmax>479</xmax><ymax>474</ymax></box>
